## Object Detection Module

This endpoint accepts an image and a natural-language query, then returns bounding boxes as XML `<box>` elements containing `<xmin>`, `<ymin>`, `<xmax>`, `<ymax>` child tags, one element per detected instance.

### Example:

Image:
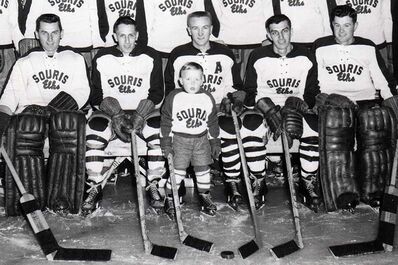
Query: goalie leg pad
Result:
<box><xmin>46</xmin><ymin>111</ymin><xmax>86</xmax><ymax>214</ymax></box>
<box><xmin>357</xmin><ymin>106</ymin><xmax>396</xmax><ymax>206</ymax></box>
<box><xmin>5</xmin><ymin>114</ymin><xmax>47</xmax><ymax>216</ymax></box>
<box><xmin>319</xmin><ymin>106</ymin><xmax>359</xmax><ymax>211</ymax></box>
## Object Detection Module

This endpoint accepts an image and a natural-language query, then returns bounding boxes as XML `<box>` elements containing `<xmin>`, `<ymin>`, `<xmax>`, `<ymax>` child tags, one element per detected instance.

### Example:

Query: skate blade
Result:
<box><xmin>270</xmin><ymin>240</ymin><xmax>301</xmax><ymax>259</ymax></box>
<box><xmin>329</xmin><ymin>240</ymin><xmax>384</xmax><ymax>257</ymax></box>
<box><xmin>238</xmin><ymin>239</ymin><xmax>259</xmax><ymax>259</ymax></box>
<box><xmin>183</xmin><ymin>234</ymin><xmax>213</xmax><ymax>252</ymax></box>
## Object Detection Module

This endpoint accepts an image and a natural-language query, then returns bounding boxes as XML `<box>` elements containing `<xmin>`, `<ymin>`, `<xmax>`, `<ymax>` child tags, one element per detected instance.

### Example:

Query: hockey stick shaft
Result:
<box><xmin>131</xmin><ymin>131</ymin><xmax>153</xmax><ymax>254</ymax></box>
<box><xmin>231</xmin><ymin>110</ymin><xmax>263</xmax><ymax>248</ymax></box>
<box><xmin>167</xmin><ymin>153</ymin><xmax>187</xmax><ymax>241</ymax></box>
<box><xmin>100</xmin><ymin>157</ymin><xmax>124</xmax><ymax>189</ymax></box>
<box><xmin>282</xmin><ymin>131</ymin><xmax>303</xmax><ymax>248</ymax></box>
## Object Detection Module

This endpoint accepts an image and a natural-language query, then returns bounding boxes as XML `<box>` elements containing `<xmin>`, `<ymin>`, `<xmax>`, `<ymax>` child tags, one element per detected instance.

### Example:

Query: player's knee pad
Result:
<box><xmin>219</xmin><ymin>115</ymin><xmax>239</xmax><ymax>136</ymax></box>
<box><xmin>86</xmin><ymin>112</ymin><xmax>112</xmax><ymax>149</ymax></box>
<box><xmin>4</xmin><ymin>114</ymin><xmax>47</xmax><ymax>216</ymax></box>
<box><xmin>47</xmin><ymin>111</ymin><xmax>86</xmax><ymax>214</ymax></box>
<box><xmin>319</xmin><ymin>105</ymin><xmax>359</xmax><ymax>211</ymax></box>
<box><xmin>357</xmin><ymin>105</ymin><xmax>396</xmax><ymax>205</ymax></box>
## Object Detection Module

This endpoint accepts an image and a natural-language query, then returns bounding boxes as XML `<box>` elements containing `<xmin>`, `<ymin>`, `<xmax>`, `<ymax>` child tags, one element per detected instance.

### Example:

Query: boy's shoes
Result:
<box><xmin>198</xmin><ymin>191</ymin><xmax>217</xmax><ymax>217</ymax></box>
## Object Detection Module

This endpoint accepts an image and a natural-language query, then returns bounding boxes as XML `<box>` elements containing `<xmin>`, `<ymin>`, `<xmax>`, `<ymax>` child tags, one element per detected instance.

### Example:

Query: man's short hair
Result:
<box><xmin>331</xmin><ymin>5</ymin><xmax>357</xmax><ymax>23</ymax></box>
<box><xmin>179</xmin><ymin>62</ymin><xmax>204</xmax><ymax>77</ymax></box>
<box><xmin>113</xmin><ymin>16</ymin><xmax>137</xmax><ymax>33</ymax></box>
<box><xmin>36</xmin><ymin>13</ymin><xmax>62</xmax><ymax>32</ymax></box>
<box><xmin>187</xmin><ymin>11</ymin><xmax>212</xmax><ymax>26</ymax></box>
<box><xmin>265</xmin><ymin>14</ymin><xmax>291</xmax><ymax>32</ymax></box>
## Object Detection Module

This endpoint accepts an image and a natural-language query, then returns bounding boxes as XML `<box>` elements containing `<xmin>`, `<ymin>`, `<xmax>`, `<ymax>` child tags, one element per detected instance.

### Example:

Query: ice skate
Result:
<box><xmin>198</xmin><ymin>191</ymin><xmax>217</xmax><ymax>217</ymax></box>
<box><xmin>297</xmin><ymin>174</ymin><xmax>322</xmax><ymax>213</ymax></box>
<box><xmin>81</xmin><ymin>182</ymin><xmax>103</xmax><ymax>216</ymax></box>
<box><xmin>226</xmin><ymin>181</ymin><xmax>242</xmax><ymax>211</ymax></box>
<box><xmin>164</xmin><ymin>196</ymin><xmax>175</xmax><ymax>221</ymax></box>
<box><xmin>146</xmin><ymin>181</ymin><xmax>164</xmax><ymax>211</ymax></box>
<box><xmin>252</xmin><ymin>177</ymin><xmax>268</xmax><ymax>211</ymax></box>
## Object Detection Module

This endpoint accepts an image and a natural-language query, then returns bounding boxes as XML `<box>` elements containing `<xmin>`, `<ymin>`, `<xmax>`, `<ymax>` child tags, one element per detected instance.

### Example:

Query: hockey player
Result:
<box><xmin>0</xmin><ymin>13</ymin><xmax>90</xmax><ymax>216</ymax></box>
<box><xmin>211</xmin><ymin>0</ymin><xmax>273</xmax><ymax>79</ymax></box>
<box><xmin>164</xmin><ymin>11</ymin><xmax>268</xmax><ymax>212</ymax></box>
<box><xmin>82</xmin><ymin>16</ymin><xmax>164</xmax><ymax>215</ymax></box>
<box><xmin>333</xmin><ymin>0</ymin><xmax>393</xmax><ymax>71</ymax></box>
<box><xmin>138</xmin><ymin>0</ymin><xmax>216</xmax><ymax>68</ymax></box>
<box><xmin>95</xmin><ymin>0</ymin><xmax>146</xmax><ymax>48</ymax></box>
<box><xmin>271</xmin><ymin>0</ymin><xmax>334</xmax><ymax>48</ymax></box>
<box><xmin>0</xmin><ymin>0</ymin><xmax>22</xmax><ymax>93</ymax></box>
<box><xmin>245</xmin><ymin>14</ymin><xmax>321</xmax><ymax>212</ymax></box>
<box><xmin>161</xmin><ymin>62</ymin><xmax>220</xmax><ymax>218</ymax></box>
<box><xmin>18</xmin><ymin>0</ymin><xmax>102</xmax><ymax>68</ymax></box>
<box><xmin>313</xmin><ymin>5</ymin><xmax>397</xmax><ymax>211</ymax></box>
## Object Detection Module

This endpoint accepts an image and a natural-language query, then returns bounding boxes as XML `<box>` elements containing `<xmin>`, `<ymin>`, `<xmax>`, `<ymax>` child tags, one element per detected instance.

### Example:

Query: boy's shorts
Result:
<box><xmin>173</xmin><ymin>134</ymin><xmax>212</xmax><ymax>169</ymax></box>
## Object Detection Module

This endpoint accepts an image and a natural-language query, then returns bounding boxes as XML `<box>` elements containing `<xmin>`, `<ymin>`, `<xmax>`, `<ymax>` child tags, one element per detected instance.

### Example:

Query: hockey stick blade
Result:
<box><xmin>183</xmin><ymin>234</ymin><xmax>213</xmax><ymax>252</ymax></box>
<box><xmin>0</xmin><ymin>147</ymin><xmax>112</xmax><ymax>261</ymax></box>
<box><xmin>269</xmin><ymin>132</ymin><xmax>304</xmax><ymax>259</ymax></box>
<box><xmin>131</xmin><ymin>132</ymin><xmax>178</xmax><ymax>260</ymax></box>
<box><xmin>150</xmin><ymin>244</ymin><xmax>178</xmax><ymax>259</ymax></box>
<box><xmin>270</xmin><ymin>240</ymin><xmax>300</xmax><ymax>259</ymax></box>
<box><xmin>238</xmin><ymin>239</ymin><xmax>260</xmax><ymax>259</ymax></box>
<box><xmin>329</xmin><ymin>240</ymin><xmax>384</xmax><ymax>257</ymax></box>
<box><xmin>167</xmin><ymin>153</ymin><xmax>214</xmax><ymax>253</ymax></box>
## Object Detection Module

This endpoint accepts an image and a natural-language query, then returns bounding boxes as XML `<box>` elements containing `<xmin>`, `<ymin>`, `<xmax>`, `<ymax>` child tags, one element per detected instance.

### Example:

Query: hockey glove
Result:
<box><xmin>100</xmin><ymin>97</ymin><xmax>133</xmax><ymax>142</ymax></box>
<box><xmin>132</xmin><ymin>99</ymin><xmax>155</xmax><ymax>133</ymax></box>
<box><xmin>160</xmin><ymin>137</ymin><xmax>173</xmax><ymax>157</ymax></box>
<box><xmin>256</xmin><ymin>97</ymin><xmax>282</xmax><ymax>141</ymax></box>
<box><xmin>210</xmin><ymin>138</ymin><xmax>221</xmax><ymax>160</ymax></box>
<box><xmin>312</xmin><ymin>93</ymin><xmax>328</xmax><ymax>114</ymax></box>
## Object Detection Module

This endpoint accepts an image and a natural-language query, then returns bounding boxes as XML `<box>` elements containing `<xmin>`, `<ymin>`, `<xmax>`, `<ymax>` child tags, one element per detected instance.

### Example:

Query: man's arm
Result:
<box><xmin>303</xmin><ymin>54</ymin><xmax>320</xmax><ymax>109</ymax></box>
<box><xmin>89</xmin><ymin>53</ymin><xmax>103</xmax><ymax>108</ymax></box>
<box><xmin>371</xmin><ymin>46</ymin><xmax>397</xmax><ymax>99</ymax></box>
<box><xmin>384</xmin><ymin>0</ymin><xmax>393</xmax><ymax>43</ymax></box>
<box><xmin>243</xmin><ymin>51</ymin><xmax>259</xmax><ymax>107</ymax></box>
<box><xmin>164</xmin><ymin>52</ymin><xmax>177</xmax><ymax>97</ymax></box>
<box><xmin>69</xmin><ymin>54</ymin><xmax>91</xmax><ymax>109</ymax></box>
<box><xmin>207</xmin><ymin>94</ymin><xmax>219</xmax><ymax>140</ymax></box>
<box><xmin>147</xmin><ymin>48</ymin><xmax>164</xmax><ymax>106</ymax></box>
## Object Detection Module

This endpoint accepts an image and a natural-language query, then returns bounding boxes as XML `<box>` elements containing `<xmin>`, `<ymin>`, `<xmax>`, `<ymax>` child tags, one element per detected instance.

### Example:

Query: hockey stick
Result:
<box><xmin>167</xmin><ymin>153</ymin><xmax>214</xmax><ymax>252</ymax></box>
<box><xmin>0</xmin><ymin>146</ymin><xmax>112</xmax><ymax>261</ymax></box>
<box><xmin>100</xmin><ymin>157</ymin><xmax>125</xmax><ymax>189</ymax></box>
<box><xmin>329</xmin><ymin>139</ymin><xmax>398</xmax><ymax>257</ymax></box>
<box><xmin>130</xmin><ymin>131</ymin><xmax>178</xmax><ymax>259</ymax></box>
<box><xmin>270</xmin><ymin>131</ymin><xmax>303</xmax><ymax>258</ymax></box>
<box><xmin>231</xmin><ymin>110</ymin><xmax>261</xmax><ymax>258</ymax></box>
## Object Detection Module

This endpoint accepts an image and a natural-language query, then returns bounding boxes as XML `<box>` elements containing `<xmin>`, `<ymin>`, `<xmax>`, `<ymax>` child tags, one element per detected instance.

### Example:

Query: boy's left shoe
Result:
<box><xmin>198</xmin><ymin>191</ymin><xmax>217</xmax><ymax>217</ymax></box>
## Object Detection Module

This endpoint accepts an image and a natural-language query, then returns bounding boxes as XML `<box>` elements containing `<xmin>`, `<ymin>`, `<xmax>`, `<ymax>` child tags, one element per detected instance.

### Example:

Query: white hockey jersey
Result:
<box><xmin>0</xmin><ymin>47</ymin><xmax>90</xmax><ymax>113</ymax></box>
<box><xmin>0</xmin><ymin>0</ymin><xmax>23</xmax><ymax>48</ymax></box>
<box><xmin>211</xmin><ymin>0</ymin><xmax>273</xmax><ymax>46</ymax></box>
<box><xmin>314</xmin><ymin>36</ymin><xmax>395</xmax><ymax>101</ymax></box>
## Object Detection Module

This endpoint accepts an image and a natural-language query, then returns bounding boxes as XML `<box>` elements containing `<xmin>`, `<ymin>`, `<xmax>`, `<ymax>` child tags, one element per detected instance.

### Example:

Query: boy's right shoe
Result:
<box><xmin>198</xmin><ymin>191</ymin><xmax>217</xmax><ymax>217</ymax></box>
<box><xmin>81</xmin><ymin>182</ymin><xmax>103</xmax><ymax>215</ymax></box>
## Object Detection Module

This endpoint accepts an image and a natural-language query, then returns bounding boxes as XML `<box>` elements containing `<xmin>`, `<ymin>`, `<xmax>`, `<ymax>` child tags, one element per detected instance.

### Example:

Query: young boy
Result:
<box><xmin>160</xmin><ymin>62</ymin><xmax>221</xmax><ymax>218</ymax></box>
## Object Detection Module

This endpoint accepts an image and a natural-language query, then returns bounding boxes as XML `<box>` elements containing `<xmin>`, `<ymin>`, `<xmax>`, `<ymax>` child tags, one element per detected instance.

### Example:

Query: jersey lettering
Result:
<box><xmin>266</xmin><ymin>78</ymin><xmax>301</xmax><ymax>89</ymax></box>
<box><xmin>158</xmin><ymin>0</ymin><xmax>193</xmax><ymax>15</ymax></box>
<box><xmin>288</xmin><ymin>0</ymin><xmax>304</xmax><ymax>7</ymax></box>
<box><xmin>32</xmin><ymin>69</ymin><xmax>69</xmax><ymax>90</ymax></box>
<box><xmin>345</xmin><ymin>0</ymin><xmax>378</xmax><ymax>13</ymax></box>
<box><xmin>214</xmin><ymin>62</ymin><xmax>222</xmax><ymax>74</ymax></box>
<box><xmin>108</xmin><ymin>75</ymin><xmax>143</xmax><ymax>93</ymax></box>
<box><xmin>109</xmin><ymin>0</ymin><xmax>136</xmax><ymax>17</ymax></box>
<box><xmin>0</xmin><ymin>0</ymin><xmax>9</xmax><ymax>8</ymax></box>
<box><xmin>48</xmin><ymin>0</ymin><xmax>85</xmax><ymax>13</ymax></box>
<box><xmin>176</xmin><ymin>107</ymin><xmax>207</xmax><ymax>128</ymax></box>
<box><xmin>202</xmin><ymin>74</ymin><xmax>223</xmax><ymax>93</ymax></box>
<box><xmin>222</xmin><ymin>0</ymin><xmax>255</xmax><ymax>8</ymax></box>
<box><xmin>326</xmin><ymin>64</ymin><xmax>363</xmax><ymax>82</ymax></box>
